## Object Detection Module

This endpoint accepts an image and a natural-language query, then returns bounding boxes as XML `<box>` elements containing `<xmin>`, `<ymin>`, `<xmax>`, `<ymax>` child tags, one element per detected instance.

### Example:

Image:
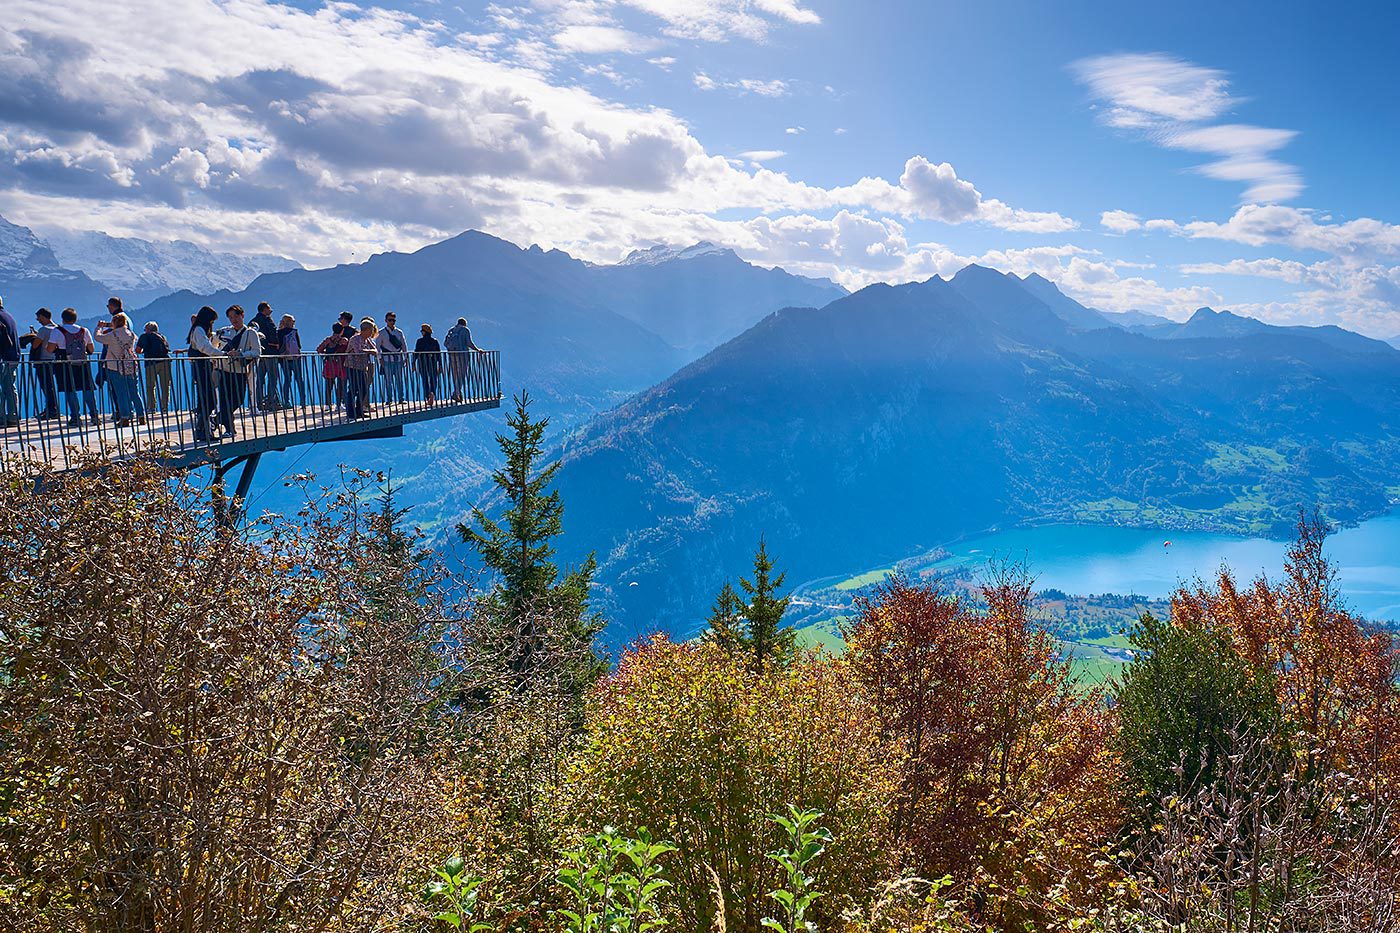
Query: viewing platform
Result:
<box><xmin>0</xmin><ymin>350</ymin><xmax>502</xmax><ymax>491</ymax></box>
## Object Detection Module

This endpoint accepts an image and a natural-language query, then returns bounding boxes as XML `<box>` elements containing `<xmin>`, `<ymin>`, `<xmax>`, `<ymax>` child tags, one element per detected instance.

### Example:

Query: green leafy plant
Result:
<box><xmin>762</xmin><ymin>807</ymin><xmax>832</xmax><ymax>933</ymax></box>
<box><xmin>423</xmin><ymin>855</ymin><xmax>491</xmax><ymax>931</ymax></box>
<box><xmin>556</xmin><ymin>826</ymin><xmax>677</xmax><ymax>933</ymax></box>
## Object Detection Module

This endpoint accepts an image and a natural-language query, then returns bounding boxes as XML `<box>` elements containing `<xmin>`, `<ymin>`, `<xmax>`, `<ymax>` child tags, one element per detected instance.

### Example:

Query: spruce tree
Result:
<box><xmin>458</xmin><ymin>391</ymin><xmax>604</xmax><ymax>693</ymax></box>
<box><xmin>702</xmin><ymin>538</ymin><xmax>796</xmax><ymax>668</ymax></box>
<box><xmin>704</xmin><ymin>581</ymin><xmax>746</xmax><ymax>655</ymax></box>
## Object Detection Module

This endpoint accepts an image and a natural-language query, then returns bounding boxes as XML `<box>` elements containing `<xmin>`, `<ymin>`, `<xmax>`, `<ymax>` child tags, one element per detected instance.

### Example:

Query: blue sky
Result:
<box><xmin>4</xmin><ymin>0</ymin><xmax>1400</xmax><ymax>332</ymax></box>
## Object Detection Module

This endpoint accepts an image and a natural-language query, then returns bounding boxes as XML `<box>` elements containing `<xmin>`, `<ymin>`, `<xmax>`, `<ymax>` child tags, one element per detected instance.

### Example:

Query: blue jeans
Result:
<box><xmin>109</xmin><ymin>371</ymin><xmax>145</xmax><ymax>421</ymax></box>
<box><xmin>380</xmin><ymin>357</ymin><xmax>406</xmax><ymax>402</ymax></box>
<box><xmin>0</xmin><ymin>362</ymin><xmax>17</xmax><ymax>422</ymax></box>
<box><xmin>280</xmin><ymin>357</ymin><xmax>306</xmax><ymax>405</ymax></box>
<box><xmin>256</xmin><ymin>357</ymin><xmax>280</xmax><ymax>408</ymax></box>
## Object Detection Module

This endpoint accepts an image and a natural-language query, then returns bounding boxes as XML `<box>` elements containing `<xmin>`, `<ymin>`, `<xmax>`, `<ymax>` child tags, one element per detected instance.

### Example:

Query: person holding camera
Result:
<box><xmin>94</xmin><ymin>311</ymin><xmax>145</xmax><ymax>428</ymax></box>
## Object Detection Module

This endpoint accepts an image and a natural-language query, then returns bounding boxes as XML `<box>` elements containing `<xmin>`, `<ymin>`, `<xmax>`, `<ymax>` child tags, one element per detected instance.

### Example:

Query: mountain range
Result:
<box><xmin>41</xmin><ymin>229</ymin><xmax>300</xmax><ymax>308</ymax></box>
<box><xmin>138</xmin><ymin>230</ymin><xmax>846</xmax><ymax>526</ymax></box>
<box><xmin>549</xmin><ymin>264</ymin><xmax>1400</xmax><ymax>636</ymax></box>
<box><xmin>7</xmin><ymin>219</ymin><xmax>1399</xmax><ymax>641</ymax></box>
<box><xmin>0</xmin><ymin>213</ymin><xmax>299</xmax><ymax>316</ymax></box>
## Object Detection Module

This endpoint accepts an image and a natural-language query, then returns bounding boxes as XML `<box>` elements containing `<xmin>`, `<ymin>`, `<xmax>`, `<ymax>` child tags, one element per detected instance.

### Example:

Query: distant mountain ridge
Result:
<box><xmin>137</xmin><ymin>229</ymin><xmax>846</xmax><ymax>524</ymax></box>
<box><xmin>550</xmin><ymin>266</ymin><xmax>1400</xmax><ymax>636</ymax></box>
<box><xmin>0</xmin><ymin>213</ymin><xmax>302</xmax><ymax>316</ymax></box>
<box><xmin>616</xmin><ymin>241</ymin><xmax>733</xmax><ymax>266</ymax></box>
<box><xmin>42</xmin><ymin>229</ymin><xmax>300</xmax><ymax>307</ymax></box>
<box><xmin>0</xmin><ymin>215</ymin><xmax>112</xmax><ymax>316</ymax></box>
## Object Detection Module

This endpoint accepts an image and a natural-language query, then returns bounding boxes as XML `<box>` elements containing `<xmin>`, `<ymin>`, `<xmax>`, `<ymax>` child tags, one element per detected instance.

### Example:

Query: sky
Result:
<box><xmin>3</xmin><ymin>0</ymin><xmax>1400</xmax><ymax>333</ymax></box>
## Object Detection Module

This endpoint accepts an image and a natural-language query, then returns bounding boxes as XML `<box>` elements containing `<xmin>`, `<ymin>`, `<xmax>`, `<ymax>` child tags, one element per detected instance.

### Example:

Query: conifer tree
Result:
<box><xmin>702</xmin><ymin>538</ymin><xmax>796</xmax><ymax>668</ymax></box>
<box><xmin>458</xmin><ymin>391</ymin><xmax>604</xmax><ymax>692</ymax></box>
<box><xmin>704</xmin><ymin>581</ymin><xmax>746</xmax><ymax>655</ymax></box>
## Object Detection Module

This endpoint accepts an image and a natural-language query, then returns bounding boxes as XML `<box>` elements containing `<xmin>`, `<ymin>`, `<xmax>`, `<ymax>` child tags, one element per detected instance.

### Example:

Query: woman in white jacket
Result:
<box><xmin>94</xmin><ymin>312</ymin><xmax>145</xmax><ymax>427</ymax></box>
<box><xmin>212</xmin><ymin>305</ymin><xmax>261</xmax><ymax>437</ymax></box>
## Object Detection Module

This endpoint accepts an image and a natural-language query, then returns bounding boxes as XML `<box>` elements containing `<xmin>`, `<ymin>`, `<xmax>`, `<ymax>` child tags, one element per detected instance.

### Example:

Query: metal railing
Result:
<box><xmin>0</xmin><ymin>349</ymin><xmax>501</xmax><ymax>471</ymax></box>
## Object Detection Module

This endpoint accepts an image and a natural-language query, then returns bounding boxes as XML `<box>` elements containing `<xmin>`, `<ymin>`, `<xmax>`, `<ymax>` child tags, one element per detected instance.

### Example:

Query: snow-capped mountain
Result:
<box><xmin>41</xmin><ymin>230</ymin><xmax>301</xmax><ymax>306</ymax></box>
<box><xmin>0</xmin><ymin>215</ymin><xmax>112</xmax><ymax>316</ymax></box>
<box><xmin>0</xmin><ymin>214</ymin><xmax>64</xmax><ymax>275</ymax></box>
<box><xmin>616</xmin><ymin>241</ymin><xmax>733</xmax><ymax>266</ymax></box>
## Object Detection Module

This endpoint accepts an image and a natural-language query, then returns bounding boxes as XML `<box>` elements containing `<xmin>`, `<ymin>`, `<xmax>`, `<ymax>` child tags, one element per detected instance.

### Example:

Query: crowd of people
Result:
<box><xmin>0</xmin><ymin>294</ymin><xmax>487</xmax><ymax>437</ymax></box>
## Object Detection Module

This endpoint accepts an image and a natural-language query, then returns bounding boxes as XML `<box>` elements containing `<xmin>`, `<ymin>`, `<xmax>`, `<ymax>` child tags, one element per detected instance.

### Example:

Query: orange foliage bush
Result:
<box><xmin>844</xmin><ymin>569</ymin><xmax>1122</xmax><ymax>923</ymax></box>
<box><xmin>1170</xmin><ymin>515</ymin><xmax>1400</xmax><ymax>805</ymax></box>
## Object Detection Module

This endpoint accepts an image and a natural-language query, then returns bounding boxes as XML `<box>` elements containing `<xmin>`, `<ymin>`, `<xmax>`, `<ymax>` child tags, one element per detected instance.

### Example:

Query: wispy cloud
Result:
<box><xmin>692</xmin><ymin>72</ymin><xmax>789</xmax><ymax>97</ymax></box>
<box><xmin>1072</xmin><ymin>52</ymin><xmax>1302</xmax><ymax>203</ymax></box>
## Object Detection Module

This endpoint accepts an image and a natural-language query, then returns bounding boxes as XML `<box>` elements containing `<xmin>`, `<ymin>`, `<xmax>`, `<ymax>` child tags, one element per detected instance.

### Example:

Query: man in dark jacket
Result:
<box><xmin>250</xmin><ymin>301</ymin><xmax>281</xmax><ymax>411</ymax></box>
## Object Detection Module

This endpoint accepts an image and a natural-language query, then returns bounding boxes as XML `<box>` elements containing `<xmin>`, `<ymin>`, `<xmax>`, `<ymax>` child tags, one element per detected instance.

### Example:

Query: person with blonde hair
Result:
<box><xmin>94</xmin><ymin>310</ymin><xmax>145</xmax><ymax>427</ymax></box>
<box><xmin>276</xmin><ymin>312</ymin><xmax>304</xmax><ymax>406</ymax></box>
<box><xmin>344</xmin><ymin>317</ymin><xmax>379</xmax><ymax>419</ymax></box>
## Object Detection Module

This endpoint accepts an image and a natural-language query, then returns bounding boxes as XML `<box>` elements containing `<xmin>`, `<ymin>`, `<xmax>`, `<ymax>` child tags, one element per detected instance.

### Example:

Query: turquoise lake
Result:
<box><xmin>925</xmin><ymin>514</ymin><xmax>1400</xmax><ymax>622</ymax></box>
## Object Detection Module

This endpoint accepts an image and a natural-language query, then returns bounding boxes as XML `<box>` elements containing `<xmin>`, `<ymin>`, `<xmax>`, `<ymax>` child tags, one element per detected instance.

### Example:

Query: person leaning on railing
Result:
<box><xmin>137</xmin><ymin>321</ymin><xmax>172</xmax><ymax>413</ymax></box>
<box><xmin>212</xmin><ymin>305</ymin><xmax>261</xmax><ymax>438</ymax></box>
<box><xmin>187</xmin><ymin>306</ymin><xmax>221</xmax><ymax>442</ymax></box>
<box><xmin>94</xmin><ymin>312</ymin><xmax>146</xmax><ymax>428</ymax></box>
<box><xmin>443</xmin><ymin>316</ymin><xmax>481</xmax><ymax>402</ymax></box>
<box><xmin>48</xmin><ymin>308</ymin><xmax>98</xmax><ymax>428</ymax></box>
<box><xmin>344</xmin><ymin>317</ymin><xmax>379</xmax><ymax>420</ymax></box>
<box><xmin>414</xmin><ymin>323</ymin><xmax>442</xmax><ymax>404</ymax></box>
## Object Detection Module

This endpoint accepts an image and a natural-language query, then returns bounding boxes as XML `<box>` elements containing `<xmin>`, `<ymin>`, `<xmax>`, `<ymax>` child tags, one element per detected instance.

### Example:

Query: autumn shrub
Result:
<box><xmin>0</xmin><ymin>459</ymin><xmax>484</xmax><ymax>932</ymax></box>
<box><xmin>1120</xmin><ymin>514</ymin><xmax>1400</xmax><ymax>928</ymax></box>
<box><xmin>554</xmin><ymin>638</ymin><xmax>902</xmax><ymax>933</ymax></box>
<box><xmin>844</xmin><ymin>570</ymin><xmax>1122</xmax><ymax>927</ymax></box>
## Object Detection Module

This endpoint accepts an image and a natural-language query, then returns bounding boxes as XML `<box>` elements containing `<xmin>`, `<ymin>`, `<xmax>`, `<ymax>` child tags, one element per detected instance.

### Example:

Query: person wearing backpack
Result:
<box><xmin>0</xmin><ymin>296</ymin><xmax>20</xmax><ymax>428</ymax></box>
<box><xmin>276</xmin><ymin>313</ymin><xmax>305</xmax><ymax>406</ymax></box>
<box><xmin>136</xmin><ymin>321</ymin><xmax>172</xmax><ymax>412</ymax></box>
<box><xmin>317</xmin><ymin>322</ymin><xmax>350</xmax><ymax>411</ymax></box>
<box><xmin>47</xmin><ymin>307</ymin><xmax>98</xmax><ymax>428</ymax></box>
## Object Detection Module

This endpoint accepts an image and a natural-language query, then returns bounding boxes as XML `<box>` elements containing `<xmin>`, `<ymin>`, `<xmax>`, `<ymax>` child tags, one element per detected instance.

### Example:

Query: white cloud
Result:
<box><xmin>1072</xmin><ymin>52</ymin><xmax>1236</xmax><ymax>126</ymax></box>
<box><xmin>1071</xmin><ymin>52</ymin><xmax>1302</xmax><ymax>203</ymax></box>
<box><xmin>553</xmin><ymin>24</ymin><xmax>660</xmax><ymax>54</ymax></box>
<box><xmin>1100</xmin><ymin>209</ymin><xmax>1142</xmax><ymax>233</ymax></box>
<box><xmin>612</xmin><ymin>0</ymin><xmax>820</xmax><ymax>41</ymax></box>
<box><xmin>1176</xmin><ymin>204</ymin><xmax>1400</xmax><ymax>260</ymax></box>
<box><xmin>1179</xmin><ymin>257</ymin><xmax>1314</xmax><ymax>284</ymax></box>
<box><xmin>739</xmin><ymin>149</ymin><xmax>785</xmax><ymax>162</ymax></box>
<box><xmin>0</xmin><ymin>0</ymin><xmax>1076</xmax><ymax>287</ymax></box>
<box><xmin>691</xmin><ymin>72</ymin><xmax>789</xmax><ymax>97</ymax></box>
<box><xmin>646</xmin><ymin>55</ymin><xmax>676</xmax><ymax>69</ymax></box>
<box><xmin>785</xmin><ymin>126</ymin><xmax>804</xmax><ymax>135</ymax></box>
<box><xmin>162</xmin><ymin>147</ymin><xmax>211</xmax><ymax>189</ymax></box>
